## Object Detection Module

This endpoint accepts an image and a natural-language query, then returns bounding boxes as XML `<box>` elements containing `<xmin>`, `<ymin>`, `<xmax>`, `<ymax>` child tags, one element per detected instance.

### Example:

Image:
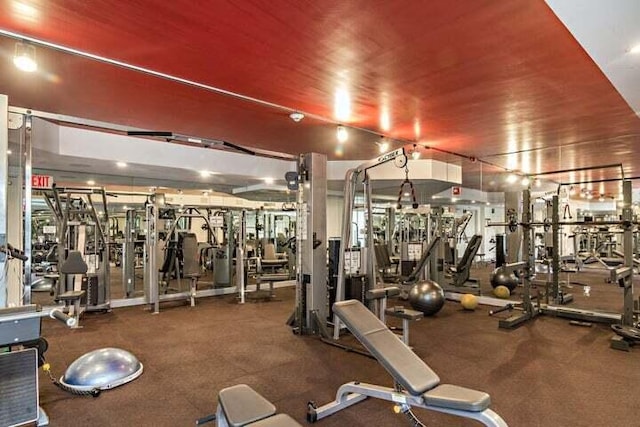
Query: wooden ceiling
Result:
<box><xmin>1</xmin><ymin>0</ymin><xmax>639</xmax><ymax>192</ymax></box>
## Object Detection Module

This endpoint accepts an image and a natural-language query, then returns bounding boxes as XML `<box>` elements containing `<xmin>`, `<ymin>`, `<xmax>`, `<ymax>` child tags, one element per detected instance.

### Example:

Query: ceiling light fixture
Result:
<box><xmin>264</xmin><ymin>177</ymin><xmax>274</xmax><ymax>185</ymax></box>
<box><xmin>13</xmin><ymin>42</ymin><xmax>37</xmax><ymax>72</ymax></box>
<box><xmin>411</xmin><ymin>144</ymin><xmax>421</xmax><ymax>160</ymax></box>
<box><xmin>289</xmin><ymin>111</ymin><xmax>304</xmax><ymax>122</ymax></box>
<box><xmin>506</xmin><ymin>173</ymin><xmax>518</xmax><ymax>184</ymax></box>
<box><xmin>521</xmin><ymin>176</ymin><xmax>530</xmax><ymax>187</ymax></box>
<box><xmin>336</xmin><ymin>125</ymin><xmax>348</xmax><ymax>144</ymax></box>
<box><xmin>334</xmin><ymin>87</ymin><xmax>351</xmax><ymax>121</ymax></box>
<box><xmin>535</xmin><ymin>179</ymin><xmax>542</xmax><ymax>188</ymax></box>
<box><xmin>629</xmin><ymin>43</ymin><xmax>640</xmax><ymax>54</ymax></box>
<box><xmin>7</xmin><ymin>150</ymin><xmax>12</xmax><ymax>155</ymax></box>
<box><xmin>200</xmin><ymin>170</ymin><xmax>210</xmax><ymax>177</ymax></box>
<box><xmin>599</xmin><ymin>196</ymin><xmax>604</xmax><ymax>202</ymax></box>
<box><xmin>87</xmin><ymin>180</ymin><xmax>95</xmax><ymax>185</ymax></box>
<box><xmin>116</xmin><ymin>161</ymin><xmax>127</xmax><ymax>168</ymax></box>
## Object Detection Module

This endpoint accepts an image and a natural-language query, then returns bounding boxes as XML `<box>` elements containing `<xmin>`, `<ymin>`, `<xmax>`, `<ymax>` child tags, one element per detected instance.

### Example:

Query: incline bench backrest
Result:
<box><xmin>333</xmin><ymin>300</ymin><xmax>440</xmax><ymax>395</ymax></box>
<box><xmin>456</xmin><ymin>235</ymin><xmax>482</xmax><ymax>272</ymax></box>
<box><xmin>405</xmin><ymin>236</ymin><xmax>441</xmax><ymax>283</ymax></box>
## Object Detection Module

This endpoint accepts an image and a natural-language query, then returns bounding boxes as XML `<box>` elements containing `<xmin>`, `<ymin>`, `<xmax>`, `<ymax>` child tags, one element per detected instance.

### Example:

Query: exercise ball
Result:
<box><xmin>493</xmin><ymin>285</ymin><xmax>511</xmax><ymax>299</ymax></box>
<box><xmin>61</xmin><ymin>348</ymin><xmax>143</xmax><ymax>392</ymax></box>
<box><xmin>490</xmin><ymin>267</ymin><xmax>518</xmax><ymax>292</ymax></box>
<box><xmin>408</xmin><ymin>280</ymin><xmax>445</xmax><ymax>316</ymax></box>
<box><xmin>460</xmin><ymin>294</ymin><xmax>478</xmax><ymax>311</ymax></box>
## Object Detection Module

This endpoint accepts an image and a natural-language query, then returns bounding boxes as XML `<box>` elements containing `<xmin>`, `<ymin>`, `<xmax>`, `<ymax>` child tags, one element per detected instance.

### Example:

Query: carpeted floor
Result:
<box><xmin>38</xmin><ymin>274</ymin><xmax>639</xmax><ymax>427</ymax></box>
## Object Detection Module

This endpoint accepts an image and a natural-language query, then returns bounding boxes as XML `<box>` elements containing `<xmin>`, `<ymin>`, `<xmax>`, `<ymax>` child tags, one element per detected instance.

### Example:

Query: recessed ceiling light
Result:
<box><xmin>486</xmin><ymin>202</ymin><xmax>491</xmax><ymax>206</ymax></box>
<box><xmin>403</xmin><ymin>192</ymin><xmax>410</xmax><ymax>197</ymax></box>
<box><xmin>116</xmin><ymin>161</ymin><xmax>127</xmax><ymax>168</ymax></box>
<box><xmin>471</xmin><ymin>200</ymin><xmax>476</xmax><ymax>204</ymax></box>
<box><xmin>13</xmin><ymin>42</ymin><xmax>37</xmax><ymax>72</ymax></box>
<box><xmin>521</xmin><ymin>177</ymin><xmax>530</xmax><ymax>187</ymax></box>
<box><xmin>87</xmin><ymin>180</ymin><xmax>95</xmax><ymax>185</ymax></box>
<box><xmin>200</xmin><ymin>170</ymin><xmax>210</xmax><ymax>177</ymax></box>
<box><xmin>264</xmin><ymin>177</ymin><xmax>274</xmax><ymax>185</ymax></box>
<box><xmin>289</xmin><ymin>112</ymin><xmax>305</xmax><ymax>122</ymax></box>
<box><xmin>506</xmin><ymin>173</ymin><xmax>518</xmax><ymax>184</ymax></box>
<box><xmin>629</xmin><ymin>43</ymin><xmax>640</xmax><ymax>54</ymax></box>
<box><xmin>7</xmin><ymin>150</ymin><xmax>12</xmax><ymax>155</ymax></box>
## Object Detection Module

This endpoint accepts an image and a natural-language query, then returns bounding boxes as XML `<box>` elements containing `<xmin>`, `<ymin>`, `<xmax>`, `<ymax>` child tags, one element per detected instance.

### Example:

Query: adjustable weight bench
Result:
<box><xmin>308</xmin><ymin>300</ymin><xmax>508</xmax><ymax>427</ymax></box>
<box><xmin>200</xmin><ymin>384</ymin><xmax>302</xmax><ymax>427</ymax></box>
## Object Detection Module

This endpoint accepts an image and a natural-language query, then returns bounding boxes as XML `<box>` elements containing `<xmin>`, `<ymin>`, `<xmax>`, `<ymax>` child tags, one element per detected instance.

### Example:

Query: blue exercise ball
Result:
<box><xmin>408</xmin><ymin>280</ymin><xmax>445</xmax><ymax>316</ymax></box>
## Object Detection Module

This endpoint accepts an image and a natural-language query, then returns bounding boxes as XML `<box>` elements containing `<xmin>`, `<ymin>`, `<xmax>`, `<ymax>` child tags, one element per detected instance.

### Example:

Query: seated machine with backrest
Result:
<box><xmin>254</xmin><ymin>243</ymin><xmax>289</xmax><ymax>298</ymax></box>
<box><xmin>57</xmin><ymin>251</ymin><xmax>89</xmax><ymax>327</ymax></box>
<box><xmin>308</xmin><ymin>300</ymin><xmax>508</xmax><ymax>427</ymax></box>
<box><xmin>447</xmin><ymin>234</ymin><xmax>482</xmax><ymax>290</ymax></box>
<box><xmin>197</xmin><ymin>384</ymin><xmax>302</xmax><ymax>427</ymax></box>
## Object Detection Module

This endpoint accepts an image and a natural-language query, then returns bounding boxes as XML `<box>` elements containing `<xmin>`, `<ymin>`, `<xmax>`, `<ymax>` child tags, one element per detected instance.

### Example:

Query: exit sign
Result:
<box><xmin>32</xmin><ymin>174</ymin><xmax>53</xmax><ymax>189</ymax></box>
<box><xmin>451</xmin><ymin>186</ymin><xmax>461</xmax><ymax>196</ymax></box>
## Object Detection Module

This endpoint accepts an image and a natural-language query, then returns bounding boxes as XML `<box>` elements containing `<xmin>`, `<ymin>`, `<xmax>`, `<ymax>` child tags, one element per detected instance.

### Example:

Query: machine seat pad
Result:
<box><xmin>366</xmin><ymin>286</ymin><xmax>400</xmax><ymax>300</ymax></box>
<box><xmin>218</xmin><ymin>384</ymin><xmax>276</xmax><ymax>427</ymax></box>
<box><xmin>59</xmin><ymin>290</ymin><xmax>85</xmax><ymax>300</ymax></box>
<box><xmin>385</xmin><ymin>307</ymin><xmax>424</xmax><ymax>321</ymax></box>
<box><xmin>261</xmin><ymin>259</ymin><xmax>288</xmax><ymax>266</ymax></box>
<box><xmin>423</xmin><ymin>384</ymin><xmax>491</xmax><ymax>412</ymax></box>
<box><xmin>259</xmin><ymin>273</ymin><xmax>290</xmax><ymax>282</ymax></box>
<box><xmin>246</xmin><ymin>414</ymin><xmax>302</xmax><ymax>427</ymax></box>
<box><xmin>333</xmin><ymin>300</ymin><xmax>440</xmax><ymax>395</ymax></box>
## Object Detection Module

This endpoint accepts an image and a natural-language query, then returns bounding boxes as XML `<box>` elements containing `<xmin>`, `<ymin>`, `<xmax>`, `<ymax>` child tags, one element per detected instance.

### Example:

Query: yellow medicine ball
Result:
<box><xmin>460</xmin><ymin>294</ymin><xmax>479</xmax><ymax>310</ymax></box>
<box><xmin>493</xmin><ymin>285</ymin><xmax>511</xmax><ymax>299</ymax></box>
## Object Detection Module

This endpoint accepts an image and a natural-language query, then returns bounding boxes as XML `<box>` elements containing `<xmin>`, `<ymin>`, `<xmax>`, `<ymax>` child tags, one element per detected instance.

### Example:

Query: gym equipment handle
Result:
<box><xmin>50</xmin><ymin>309</ymin><xmax>77</xmax><ymax>328</ymax></box>
<box><xmin>1</xmin><ymin>243</ymin><xmax>28</xmax><ymax>261</ymax></box>
<box><xmin>488</xmin><ymin>304</ymin><xmax>514</xmax><ymax>316</ymax></box>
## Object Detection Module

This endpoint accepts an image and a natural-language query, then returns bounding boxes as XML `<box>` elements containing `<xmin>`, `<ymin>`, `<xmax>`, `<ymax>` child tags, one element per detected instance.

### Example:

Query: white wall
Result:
<box><xmin>326</xmin><ymin>196</ymin><xmax>344</xmax><ymax>239</ymax></box>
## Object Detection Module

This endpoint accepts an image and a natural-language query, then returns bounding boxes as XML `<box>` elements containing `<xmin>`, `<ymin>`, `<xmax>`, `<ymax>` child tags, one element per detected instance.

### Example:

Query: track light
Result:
<box><xmin>506</xmin><ymin>173</ymin><xmax>518</xmax><ymax>184</ymax></box>
<box><xmin>336</xmin><ymin>125</ymin><xmax>348</xmax><ymax>144</ymax></box>
<box><xmin>289</xmin><ymin>111</ymin><xmax>304</xmax><ymax>122</ymax></box>
<box><xmin>13</xmin><ymin>42</ymin><xmax>37</xmax><ymax>72</ymax></box>
<box><xmin>411</xmin><ymin>144</ymin><xmax>420</xmax><ymax>160</ymax></box>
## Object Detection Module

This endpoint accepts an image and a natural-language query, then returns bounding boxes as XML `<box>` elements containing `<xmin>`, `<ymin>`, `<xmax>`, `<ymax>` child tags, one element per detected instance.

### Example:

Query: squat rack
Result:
<box><xmin>487</xmin><ymin>181</ymin><xmax>636</xmax><ymax>338</ymax></box>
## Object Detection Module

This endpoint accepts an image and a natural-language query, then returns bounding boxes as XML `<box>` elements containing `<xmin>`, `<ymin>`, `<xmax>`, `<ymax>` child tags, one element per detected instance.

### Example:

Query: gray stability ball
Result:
<box><xmin>408</xmin><ymin>280</ymin><xmax>445</xmax><ymax>316</ymax></box>
<box><xmin>489</xmin><ymin>267</ymin><xmax>518</xmax><ymax>292</ymax></box>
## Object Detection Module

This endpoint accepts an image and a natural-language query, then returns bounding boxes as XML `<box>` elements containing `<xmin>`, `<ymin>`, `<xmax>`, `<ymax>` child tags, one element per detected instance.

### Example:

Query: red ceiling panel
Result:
<box><xmin>0</xmin><ymin>0</ymin><xmax>639</xmax><ymax>173</ymax></box>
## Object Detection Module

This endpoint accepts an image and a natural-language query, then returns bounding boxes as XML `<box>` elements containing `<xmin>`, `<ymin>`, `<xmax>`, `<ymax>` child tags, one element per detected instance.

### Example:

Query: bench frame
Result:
<box><xmin>308</xmin><ymin>381</ymin><xmax>507</xmax><ymax>427</ymax></box>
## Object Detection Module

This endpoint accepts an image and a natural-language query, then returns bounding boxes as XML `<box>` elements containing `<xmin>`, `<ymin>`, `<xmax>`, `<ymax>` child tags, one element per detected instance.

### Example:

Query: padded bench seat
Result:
<box><xmin>218</xmin><ymin>384</ymin><xmax>276</xmax><ymax>426</ymax></box>
<box><xmin>423</xmin><ymin>384</ymin><xmax>491</xmax><ymax>412</ymax></box>
<box><xmin>334</xmin><ymin>300</ymin><xmax>492</xmax><ymax>412</ymax></box>
<box><xmin>246</xmin><ymin>414</ymin><xmax>302</xmax><ymax>427</ymax></box>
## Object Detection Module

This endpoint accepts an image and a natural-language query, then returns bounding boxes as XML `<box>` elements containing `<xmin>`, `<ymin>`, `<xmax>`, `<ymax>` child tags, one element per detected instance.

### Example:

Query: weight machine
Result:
<box><xmin>42</xmin><ymin>186</ymin><xmax>111</xmax><ymax>315</ymax></box>
<box><xmin>144</xmin><ymin>198</ymin><xmax>233</xmax><ymax>313</ymax></box>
